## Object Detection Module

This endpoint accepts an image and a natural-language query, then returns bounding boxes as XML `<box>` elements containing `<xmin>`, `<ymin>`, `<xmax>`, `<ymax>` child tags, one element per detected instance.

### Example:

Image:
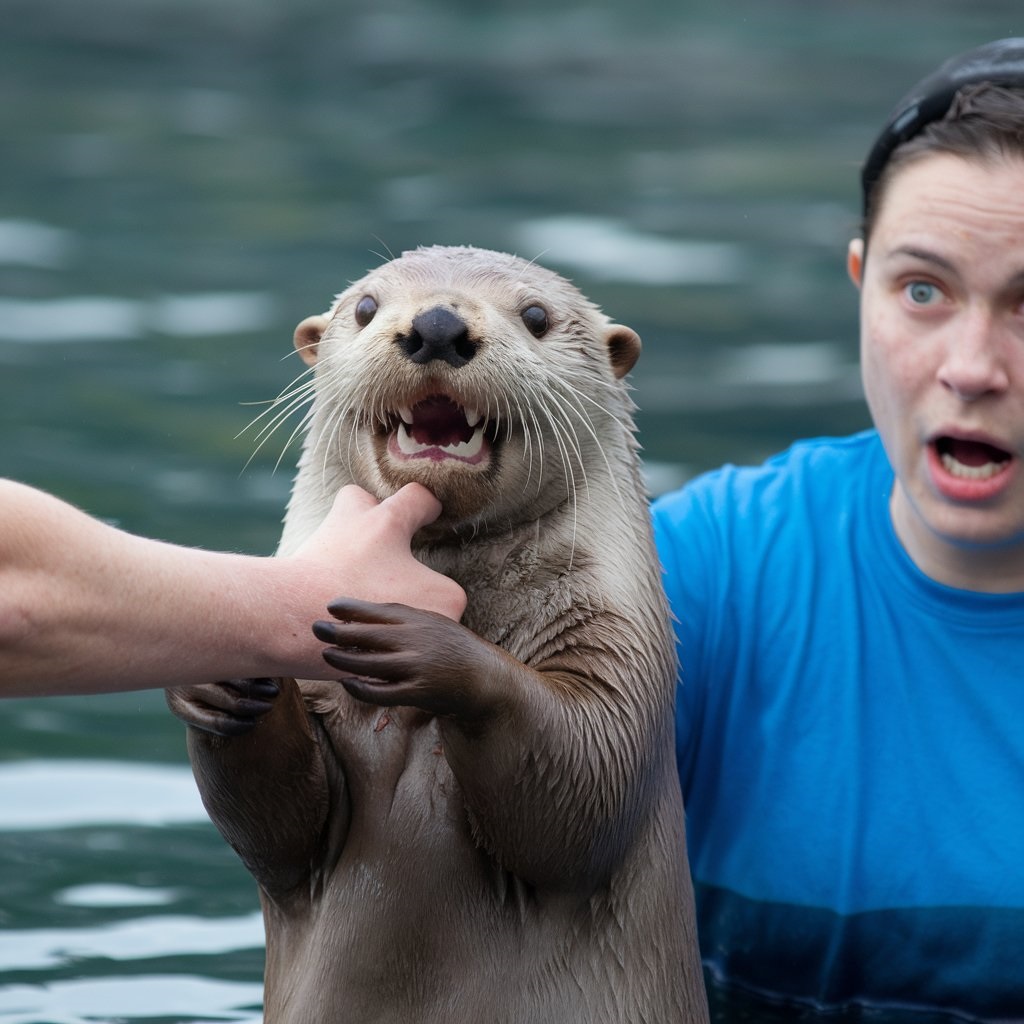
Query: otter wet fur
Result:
<box><xmin>167</xmin><ymin>245</ymin><xmax>708</xmax><ymax>1022</ymax></box>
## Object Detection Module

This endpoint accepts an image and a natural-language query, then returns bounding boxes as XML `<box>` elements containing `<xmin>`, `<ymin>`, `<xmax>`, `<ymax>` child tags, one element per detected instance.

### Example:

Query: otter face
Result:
<box><xmin>285</xmin><ymin>246</ymin><xmax>640</xmax><ymax>535</ymax></box>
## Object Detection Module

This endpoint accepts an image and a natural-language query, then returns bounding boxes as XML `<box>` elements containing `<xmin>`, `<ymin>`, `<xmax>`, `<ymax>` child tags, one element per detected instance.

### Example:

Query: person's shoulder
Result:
<box><xmin>761</xmin><ymin>429</ymin><xmax>886</xmax><ymax>494</ymax></box>
<box><xmin>653</xmin><ymin>429</ymin><xmax>883</xmax><ymax>525</ymax></box>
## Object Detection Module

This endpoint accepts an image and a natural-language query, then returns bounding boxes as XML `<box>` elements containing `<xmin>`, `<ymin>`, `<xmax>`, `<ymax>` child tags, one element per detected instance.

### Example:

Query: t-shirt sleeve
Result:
<box><xmin>651</xmin><ymin>475</ymin><xmax>725</xmax><ymax>790</ymax></box>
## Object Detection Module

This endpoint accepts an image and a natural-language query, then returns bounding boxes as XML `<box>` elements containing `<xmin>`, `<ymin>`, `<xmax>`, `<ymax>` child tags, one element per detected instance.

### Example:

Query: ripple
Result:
<box><xmin>514</xmin><ymin>214</ymin><xmax>745</xmax><ymax>285</ymax></box>
<box><xmin>0</xmin><ymin>912</ymin><xmax>264</xmax><ymax>971</ymax></box>
<box><xmin>56</xmin><ymin>883</ymin><xmax>177</xmax><ymax>908</ymax></box>
<box><xmin>0</xmin><ymin>974</ymin><xmax>262</xmax><ymax>1023</ymax></box>
<box><xmin>0</xmin><ymin>292</ymin><xmax>276</xmax><ymax>343</ymax></box>
<box><xmin>0</xmin><ymin>220</ymin><xmax>74</xmax><ymax>268</ymax></box>
<box><xmin>0</xmin><ymin>760</ymin><xmax>206</xmax><ymax>831</ymax></box>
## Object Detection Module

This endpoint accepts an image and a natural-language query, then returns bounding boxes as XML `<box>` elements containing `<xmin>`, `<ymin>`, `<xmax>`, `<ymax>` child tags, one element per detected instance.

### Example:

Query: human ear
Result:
<box><xmin>847</xmin><ymin>238</ymin><xmax>865</xmax><ymax>290</ymax></box>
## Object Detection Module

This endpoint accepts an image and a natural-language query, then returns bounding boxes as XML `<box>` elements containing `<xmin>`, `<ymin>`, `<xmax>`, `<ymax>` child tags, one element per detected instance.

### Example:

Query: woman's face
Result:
<box><xmin>849</xmin><ymin>152</ymin><xmax>1024</xmax><ymax>591</ymax></box>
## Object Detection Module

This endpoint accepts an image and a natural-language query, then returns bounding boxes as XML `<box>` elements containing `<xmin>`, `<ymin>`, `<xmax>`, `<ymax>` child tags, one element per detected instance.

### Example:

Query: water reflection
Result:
<box><xmin>0</xmin><ymin>976</ymin><xmax>262</xmax><ymax>1024</ymax></box>
<box><xmin>1</xmin><ymin>761</ymin><xmax>204</xmax><ymax>830</ymax></box>
<box><xmin>514</xmin><ymin>214</ymin><xmax>745</xmax><ymax>285</ymax></box>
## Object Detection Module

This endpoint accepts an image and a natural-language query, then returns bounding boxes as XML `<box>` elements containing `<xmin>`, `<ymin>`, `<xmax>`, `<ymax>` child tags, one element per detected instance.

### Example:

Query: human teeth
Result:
<box><xmin>940</xmin><ymin>452</ymin><xmax>1005</xmax><ymax>480</ymax></box>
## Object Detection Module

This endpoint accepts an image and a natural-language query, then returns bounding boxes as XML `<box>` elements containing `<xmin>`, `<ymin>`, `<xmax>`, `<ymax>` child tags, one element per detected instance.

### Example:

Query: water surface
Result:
<box><xmin>2</xmin><ymin>1</ymin><xmax>1017</xmax><ymax>1019</ymax></box>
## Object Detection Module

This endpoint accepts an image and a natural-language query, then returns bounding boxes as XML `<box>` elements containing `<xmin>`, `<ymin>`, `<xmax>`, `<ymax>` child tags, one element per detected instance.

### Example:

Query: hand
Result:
<box><xmin>312</xmin><ymin>598</ymin><xmax>507</xmax><ymax>721</ymax></box>
<box><xmin>165</xmin><ymin>678</ymin><xmax>280</xmax><ymax>736</ymax></box>
<box><xmin>291</xmin><ymin>484</ymin><xmax>467</xmax><ymax>621</ymax></box>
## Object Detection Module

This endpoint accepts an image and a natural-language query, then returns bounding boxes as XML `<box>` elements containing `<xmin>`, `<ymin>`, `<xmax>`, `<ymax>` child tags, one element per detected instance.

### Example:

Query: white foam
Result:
<box><xmin>0</xmin><ymin>974</ymin><xmax>262</xmax><ymax>1023</ymax></box>
<box><xmin>716</xmin><ymin>341</ymin><xmax>846</xmax><ymax>386</ymax></box>
<box><xmin>0</xmin><ymin>291</ymin><xmax>275</xmax><ymax>343</ymax></box>
<box><xmin>0</xmin><ymin>911</ymin><xmax>264</xmax><ymax>970</ymax></box>
<box><xmin>0</xmin><ymin>297</ymin><xmax>144</xmax><ymax>342</ymax></box>
<box><xmin>0</xmin><ymin>760</ymin><xmax>206</xmax><ymax>830</ymax></box>
<box><xmin>152</xmin><ymin>292</ymin><xmax>276</xmax><ymax>337</ymax></box>
<box><xmin>56</xmin><ymin>883</ymin><xmax>177</xmax><ymax>908</ymax></box>
<box><xmin>514</xmin><ymin>214</ymin><xmax>744</xmax><ymax>285</ymax></box>
<box><xmin>0</xmin><ymin>219</ymin><xmax>74</xmax><ymax>268</ymax></box>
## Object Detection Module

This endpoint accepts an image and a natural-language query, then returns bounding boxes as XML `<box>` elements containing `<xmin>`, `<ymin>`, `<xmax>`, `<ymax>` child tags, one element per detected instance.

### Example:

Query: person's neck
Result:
<box><xmin>890</xmin><ymin>492</ymin><xmax>1024</xmax><ymax>594</ymax></box>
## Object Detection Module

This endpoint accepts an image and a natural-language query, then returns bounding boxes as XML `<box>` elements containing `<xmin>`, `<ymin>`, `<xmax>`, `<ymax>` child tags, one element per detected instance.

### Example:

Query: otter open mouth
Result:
<box><xmin>388</xmin><ymin>395</ymin><xmax>492</xmax><ymax>465</ymax></box>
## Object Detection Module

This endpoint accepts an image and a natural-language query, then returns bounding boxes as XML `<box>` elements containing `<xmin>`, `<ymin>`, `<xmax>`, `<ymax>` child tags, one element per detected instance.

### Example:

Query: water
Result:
<box><xmin>2</xmin><ymin>1</ymin><xmax>1019</xmax><ymax>1019</ymax></box>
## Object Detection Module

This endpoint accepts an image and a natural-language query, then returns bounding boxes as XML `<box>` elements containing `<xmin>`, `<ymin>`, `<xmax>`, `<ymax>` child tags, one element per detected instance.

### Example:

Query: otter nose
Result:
<box><xmin>398</xmin><ymin>306</ymin><xmax>477</xmax><ymax>367</ymax></box>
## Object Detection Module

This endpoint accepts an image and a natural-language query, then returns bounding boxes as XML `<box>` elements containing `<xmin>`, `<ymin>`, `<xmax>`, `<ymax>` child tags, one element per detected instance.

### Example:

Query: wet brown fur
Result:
<box><xmin>167</xmin><ymin>246</ymin><xmax>707</xmax><ymax>1022</ymax></box>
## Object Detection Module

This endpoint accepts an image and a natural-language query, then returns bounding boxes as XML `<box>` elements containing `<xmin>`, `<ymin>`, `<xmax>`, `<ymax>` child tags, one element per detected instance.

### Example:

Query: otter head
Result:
<box><xmin>283</xmin><ymin>245</ymin><xmax>641</xmax><ymax>546</ymax></box>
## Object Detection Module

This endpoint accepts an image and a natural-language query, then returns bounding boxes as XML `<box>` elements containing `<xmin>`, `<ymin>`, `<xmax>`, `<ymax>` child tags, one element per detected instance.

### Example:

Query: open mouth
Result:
<box><xmin>934</xmin><ymin>436</ymin><xmax>1012</xmax><ymax>481</ymax></box>
<box><xmin>387</xmin><ymin>395</ymin><xmax>492</xmax><ymax>465</ymax></box>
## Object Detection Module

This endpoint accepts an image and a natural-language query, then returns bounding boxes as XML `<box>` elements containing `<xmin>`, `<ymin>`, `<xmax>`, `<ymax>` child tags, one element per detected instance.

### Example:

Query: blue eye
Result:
<box><xmin>906</xmin><ymin>281</ymin><xmax>939</xmax><ymax>305</ymax></box>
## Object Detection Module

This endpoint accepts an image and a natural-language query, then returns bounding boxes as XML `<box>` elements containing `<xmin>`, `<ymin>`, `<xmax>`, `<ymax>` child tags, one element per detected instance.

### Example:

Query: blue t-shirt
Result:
<box><xmin>651</xmin><ymin>431</ymin><xmax>1024</xmax><ymax>1021</ymax></box>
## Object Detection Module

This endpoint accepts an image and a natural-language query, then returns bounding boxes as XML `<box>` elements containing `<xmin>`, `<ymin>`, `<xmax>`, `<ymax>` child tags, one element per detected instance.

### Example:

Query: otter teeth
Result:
<box><xmin>396</xmin><ymin>421</ymin><xmax>485</xmax><ymax>459</ymax></box>
<box><xmin>397</xmin><ymin>403</ymin><xmax>480</xmax><ymax>428</ymax></box>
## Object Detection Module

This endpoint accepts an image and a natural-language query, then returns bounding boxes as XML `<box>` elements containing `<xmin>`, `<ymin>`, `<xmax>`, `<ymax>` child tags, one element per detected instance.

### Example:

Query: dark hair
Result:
<box><xmin>859</xmin><ymin>38</ymin><xmax>1024</xmax><ymax>239</ymax></box>
<box><xmin>862</xmin><ymin>83</ymin><xmax>1024</xmax><ymax>242</ymax></box>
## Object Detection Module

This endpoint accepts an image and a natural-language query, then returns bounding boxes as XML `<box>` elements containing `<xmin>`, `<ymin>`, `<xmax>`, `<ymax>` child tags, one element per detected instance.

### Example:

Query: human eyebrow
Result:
<box><xmin>884</xmin><ymin>246</ymin><xmax>956</xmax><ymax>273</ymax></box>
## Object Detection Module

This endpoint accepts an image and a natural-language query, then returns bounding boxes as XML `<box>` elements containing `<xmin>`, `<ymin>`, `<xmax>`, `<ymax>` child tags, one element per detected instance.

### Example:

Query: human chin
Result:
<box><xmin>913</xmin><ymin>446</ymin><xmax>1023</xmax><ymax>548</ymax></box>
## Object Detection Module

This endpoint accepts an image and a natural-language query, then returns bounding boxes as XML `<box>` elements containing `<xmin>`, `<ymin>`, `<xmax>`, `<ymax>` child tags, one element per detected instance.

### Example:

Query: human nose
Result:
<box><xmin>937</xmin><ymin>309</ymin><xmax>1010</xmax><ymax>401</ymax></box>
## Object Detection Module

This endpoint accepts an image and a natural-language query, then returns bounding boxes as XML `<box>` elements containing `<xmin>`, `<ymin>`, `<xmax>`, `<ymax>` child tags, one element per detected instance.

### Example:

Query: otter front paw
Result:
<box><xmin>165</xmin><ymin>678</ymin><xmax>280</xmax><ymax>737</ymax></box>
<box><xmin>313</xmin><ymin>598</ymin><xmax>506</xmax><ymax>720</ymax></box>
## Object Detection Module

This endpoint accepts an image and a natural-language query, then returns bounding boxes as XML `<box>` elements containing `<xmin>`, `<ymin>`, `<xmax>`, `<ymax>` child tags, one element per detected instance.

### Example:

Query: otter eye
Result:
<box><xmin>354</xmin><ymin>295</ymin><xmax>378</xmax><ymax>327</ymax></box>
<box><xmin>520</xmin><ymin>304</ymin><xmax>549</xmax><ymax>338</ymax></box>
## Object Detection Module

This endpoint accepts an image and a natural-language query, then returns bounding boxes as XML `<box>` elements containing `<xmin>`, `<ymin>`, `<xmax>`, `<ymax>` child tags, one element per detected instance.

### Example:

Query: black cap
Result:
<box><xmin>861</xmin><ymin>38</ymin><xmax>1024</xmax><ymax>216</ymax></box>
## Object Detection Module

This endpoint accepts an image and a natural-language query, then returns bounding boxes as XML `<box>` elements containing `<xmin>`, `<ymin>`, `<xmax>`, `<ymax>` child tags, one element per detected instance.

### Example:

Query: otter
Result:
<box><xmin>167</xmin><ymin>245</ymin><xmax>708</xmax><ymax>1022</ymax></box>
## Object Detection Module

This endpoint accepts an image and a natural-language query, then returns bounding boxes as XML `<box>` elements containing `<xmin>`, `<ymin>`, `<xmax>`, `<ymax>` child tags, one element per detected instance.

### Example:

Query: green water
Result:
<box><xmin>1</xmin><ymin>1</ymin><xmax>1018</xmax><ymax>1020</ymax></box>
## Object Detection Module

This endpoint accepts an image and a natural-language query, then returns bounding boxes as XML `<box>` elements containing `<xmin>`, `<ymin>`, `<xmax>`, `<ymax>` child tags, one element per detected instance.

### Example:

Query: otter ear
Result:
<box><xmin>294</xmin><ymin>314</ymin><xmax>329</xmax><ymax>367</ymax></box>
<box><xmin>605</xmin><ymin>325</ymin><xmax>641</xmax><ymax>379</ymax></box>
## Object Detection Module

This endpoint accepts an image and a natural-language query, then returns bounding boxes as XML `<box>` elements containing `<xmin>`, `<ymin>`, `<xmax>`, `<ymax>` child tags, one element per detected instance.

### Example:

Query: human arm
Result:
<box><xmin>0</xmin><ymin>479</ymin><xmax>466</xmax><ymax>697</ymax></box>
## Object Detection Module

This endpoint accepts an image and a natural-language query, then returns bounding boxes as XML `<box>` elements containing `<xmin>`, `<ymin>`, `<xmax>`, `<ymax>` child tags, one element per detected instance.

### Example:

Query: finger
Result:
<box><xmin>323</xmin><ymin>597</ymin><xmax>429</xmax><ymax>624</ymax></box>
<box><xmin>313</xmin><ymin>617</ymin><xmax>408</xmax><ymax>646</ymax></box>
<box><xmin>328</xmin><ymin>483</ymin><xmax>380</xmax><ymax>517</ymax></box>
<box><xmin>184</xmin><ymin>709</ymin><xmax>263</xmax><ymax>738</ymax></box>
<box><xmin>222</xmin><ymin>677</ymin><xmax>280</xmax><ymax>699</ymax></box>
<box><xmin>183</xmin><ymin>680</ymin><xmax>278</xmax><ymax>716</ymax></box>
<box><xmin>314</xmin><ymin>625</ymin><xmax>399</xmax><ymax>655</ymax></box>
<box><xmin>379</xmin><ymin>482</ymin><xmax>443</xmax><ymax>537</ymax></box>
<box><xmin>321</xmin><ymin>646</ymin><xmax>415</xmax><ymax>681</ymax></box>
<box><xmin>339</xmin><ymin>675</ymin><xmax>417</xmax><ymax>708</ymax></box>
<box><xmin>165</xmin><ymin>692</ymin><xmax>269</xmax><ymax>736</ymax></box>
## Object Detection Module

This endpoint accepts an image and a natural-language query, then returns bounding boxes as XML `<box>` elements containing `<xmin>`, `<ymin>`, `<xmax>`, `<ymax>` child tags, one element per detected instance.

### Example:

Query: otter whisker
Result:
<box><xmin>543</xmin><ymin>388</ymin><xmax>589</xmax><ymax>502</ymax></box>
<box><xmin>244</xmin><ymin>385</ymin><xmax>317</xmax><ymax>451</ymax></box>
<box><xmin>534</xmin><ymin>398</ymin><xmax>580</xmax><ymax>567</ymax></box>
<box><xmin>238</xmin><ymin>365</ymin><xmax>318</xmax><ymax>436</ymax></box>
<box><xmin>560</xmin><ymin>375</ymin><xmax>635</xmax><ymax>440</ymax></box>
<box><xmin>508</xmin><ymin>389</ymin><xmax>539</xmax><ymax>493</ymax></box>
<box><xmin>550</xmin><ymin>378</ymin><xmax>626</xmax><ymax>508</ymax></box>
<box><xmin>238</xmin><ymin>381</ymin><xmax>320</xmax><ymax>473</ymax></box>
<box><xmin>524</xmin><ymin>402</ymin><xmax>549</xmax><ymax>496</ymax></box>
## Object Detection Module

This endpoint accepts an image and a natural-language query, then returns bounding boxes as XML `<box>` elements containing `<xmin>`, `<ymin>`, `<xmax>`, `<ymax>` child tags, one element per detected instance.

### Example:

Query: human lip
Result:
<box><xmin>926</xmin><ymin>429</ymin><xmax>1017</xmax><ymax>502</ymax></box>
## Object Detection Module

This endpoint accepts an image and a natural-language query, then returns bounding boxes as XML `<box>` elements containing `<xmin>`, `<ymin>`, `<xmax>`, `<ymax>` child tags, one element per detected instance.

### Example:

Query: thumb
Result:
<box><xmin>378</xmin><ymin>483</ymin><xmax>443</xmax><ymax>538</ymax></box>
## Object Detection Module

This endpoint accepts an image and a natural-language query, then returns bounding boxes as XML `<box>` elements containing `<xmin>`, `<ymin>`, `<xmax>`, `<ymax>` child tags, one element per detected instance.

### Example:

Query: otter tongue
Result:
<box><xmin>410</xmin><ymin>397</ymin><xmax>472</xmax><ymax>447</ymax></box>
<box><xmin>945</xmin><ymin>438</ymin><xmax>1009</xmax><ymax>467</ymax></box>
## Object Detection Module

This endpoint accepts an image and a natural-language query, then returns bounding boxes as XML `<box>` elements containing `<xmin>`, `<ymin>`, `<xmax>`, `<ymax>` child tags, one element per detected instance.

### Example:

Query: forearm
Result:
<box><xmin>0</xmin><ymin>481</ymin><xmax>338</xmax><ymax>696</ymax></box>
<box><xmin>441</xmin><ymin>659</ymin><xmax>654</xmax><ymax>889</ymax></box>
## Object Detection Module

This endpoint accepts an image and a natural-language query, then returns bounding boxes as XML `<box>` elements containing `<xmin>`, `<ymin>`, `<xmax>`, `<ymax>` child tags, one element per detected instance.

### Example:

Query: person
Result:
<box><xmin>0</xmin><ymin>478</ymin><xmax>466</xmax><ymax>698</ymax></box>
<box><xmin>652</xmin><ymin>39</ymin><xmax>1024</xmax><ymax>1021</ymax></box>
